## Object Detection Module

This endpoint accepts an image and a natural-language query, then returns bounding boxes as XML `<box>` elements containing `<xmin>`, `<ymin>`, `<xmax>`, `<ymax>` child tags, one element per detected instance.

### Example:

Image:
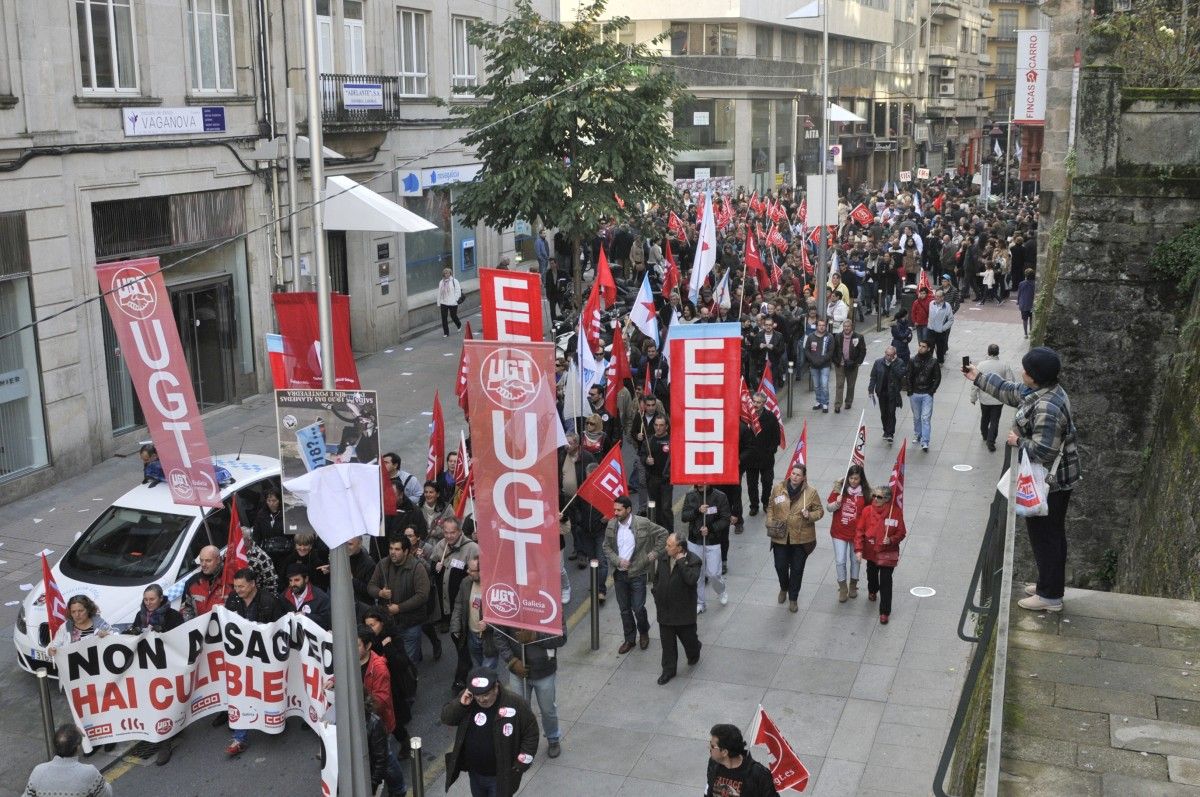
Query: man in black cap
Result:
<box><xmin>441</xmin><ymin>666</ymin><xmax>540</xmax><ymax>797</ymax></box>
<box><xmin>964</xmin><ymin>346</ymin><xmax>1080</xmax><ymax>613</ymax></box>
<box><xmin>283</xmin><ymin>563</ymin><xmax>332</xmax><ymax>629</ymax></box>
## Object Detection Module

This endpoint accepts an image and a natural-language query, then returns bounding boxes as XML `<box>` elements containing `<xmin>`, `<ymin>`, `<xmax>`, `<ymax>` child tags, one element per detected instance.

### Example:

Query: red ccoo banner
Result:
<box><xmin>479</xmin><ymin>268</ymin><xmax>544</xmax><ymax>341</ymax></box>
<box><xmin>464</xmin><ymin>339</ymin><xmax>562</xmax><ymax>634</ymax></box>
<box><xmin>667</xmin><ymin>323</ymin><xmax>741</xmax><ymax>486</ymax></box>
<box><xmin>96</xmin><ymin>257</ymin><xmax>221</xmax><ymax>507</ymax></box>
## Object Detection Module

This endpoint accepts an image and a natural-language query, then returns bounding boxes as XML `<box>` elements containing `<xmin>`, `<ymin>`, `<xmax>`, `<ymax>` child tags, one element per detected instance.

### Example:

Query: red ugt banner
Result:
<box><xmin>96</xmin><ymin>258</ymin><xmax>221</xmax><ymax>507</ymax></box>
<box><xmin>479</xmin><ymin>268</ymin><xmax>544</xmax><ymax>341</ymax></box>
<box><xmin>668</xmin><ymin>323</ymin><xmax>741</xmax><ymax>486</ymax></box>
<box><xmin>271</xmin><ymin>292</ymin><xmax>361</xmax><ymax>389</ymax></box>
<box><xmin>464</xmin><ymin>340</ymin><xmax>562</xmax><ymax>634</ymax></box>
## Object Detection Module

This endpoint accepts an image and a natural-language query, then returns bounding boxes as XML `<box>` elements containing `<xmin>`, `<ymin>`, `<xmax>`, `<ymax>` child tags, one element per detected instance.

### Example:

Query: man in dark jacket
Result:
<box><xmin>830</xmin><ymin>319</ymin><xmax>867</xmax><ymax>413</ymax></box>
<box><xmin>652</xmin><ymin>532</ymin><xmax>702</xmax><ymax>685</ymax></box>
<box><xmin>494</xmin><ymin>626</ymin><xmax>567</xmax><ymax>758</ymax></box>
<box><xmin>740</xmin><ymin>393</ymin><xmax>781</xmax><ymax>517</ymax></box>
<box><xmin>867</xmin><ymin>346</ymin><xmax>907</xmax><ymax>444</ymax></box>
<box><xmin>706</xmin><ymin>723</ymin><xmax>780</xmax><ymax>797</ymax></box>
<box><xmin>282</xmin><ymin>563</ymin><xmax>332</xmax><ymax>630</ymax></box>
<box><xmin>680</xmin><ymin>486</ymin><xmax>730</xmax><ymax>612</ymax></box>
<box><xmin>221</xmin><ymin>567</ymin><xmax>286</xmax><ymax>759</ymax></box>
<box><xmin>441</xmin><ymin>667</ymin><xmax>540</xmax><ymax>797</ymax></box>
<box><xmin>368</xmin><ymin>536</ymin><xmax>431</xmax><ymax>664</ymax></box>
<box><xmin>905</xmin><ymin>339</ymin><xmax>941</xmax><ymax>452</ymax></box>
<box><xmin>347</xmin><ymin>535</ymin><xmax>377</xmax><ymax>613</ymax></box>
<box><xmin>804</xmin><ymin>319</ymin><xmax>835</xmax><ymax>412</ymax></box>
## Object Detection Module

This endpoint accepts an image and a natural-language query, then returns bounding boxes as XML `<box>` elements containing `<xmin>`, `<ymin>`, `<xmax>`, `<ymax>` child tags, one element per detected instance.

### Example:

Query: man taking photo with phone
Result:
<box><xmin>441</xmin><ymin>666</ymin><xmax>540</xmax><ymax>797</ymax></box>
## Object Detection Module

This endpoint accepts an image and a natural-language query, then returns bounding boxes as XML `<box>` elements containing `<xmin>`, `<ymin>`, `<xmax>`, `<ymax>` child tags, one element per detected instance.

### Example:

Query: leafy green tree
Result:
<box><xmin>448</xmin><ymin>0</ymin><xmax>690</xmax><ymax>300</ymax></box>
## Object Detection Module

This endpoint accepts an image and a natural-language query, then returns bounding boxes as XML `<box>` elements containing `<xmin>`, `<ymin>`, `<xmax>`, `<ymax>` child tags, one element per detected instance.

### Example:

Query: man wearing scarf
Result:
<box><xmin>284</xmin><ymin>563</ymin><xmax>331</xmax><ymax>630</ymax></box>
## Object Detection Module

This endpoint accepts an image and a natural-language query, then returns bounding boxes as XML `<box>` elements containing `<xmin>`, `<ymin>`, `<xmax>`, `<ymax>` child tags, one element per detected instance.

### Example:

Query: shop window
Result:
<box><xmin>403</xmin><ymin>187</ymin><xmax>475</xmax><ymax>296</ymax></box>
<box><xmin>0</xmin><ymin>212</ymin><xmax>49</xmax><ymax>482</ymax></box>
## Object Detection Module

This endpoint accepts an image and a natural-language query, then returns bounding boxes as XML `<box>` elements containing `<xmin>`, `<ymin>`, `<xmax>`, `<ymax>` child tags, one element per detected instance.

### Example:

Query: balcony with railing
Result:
<box><xmin>319</xmin><ymin>74</ymin><xmax>407</xmax><ymax>128</ymax></box>
<box><xmin>929</xmin><ymin>42</ymin><xmax>961</xmax><ymax>63</ymax></box>
<box><xmin>932</xmin><ymin>0</ymin><xmax>962</xmax><ymax>19</ymax></box>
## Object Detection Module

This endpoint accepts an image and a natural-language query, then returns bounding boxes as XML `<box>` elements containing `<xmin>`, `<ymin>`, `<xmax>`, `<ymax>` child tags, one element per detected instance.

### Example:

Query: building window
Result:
<box><xmin>187</xmin><ymin>0</ymin><xmax>235</xmax><ymax>93</ymax></box>
<box><xmin>397</xmin><ymin>9</ymin><xmax>428</xmax><ymax>97</ymax></box>
<box><xmin>996</xmin><ymin>48</ymin><xmax>1016</xmax><ymax>78</ymax></box>
<box><xmin>706</xmin><ymin>23</ymin><xmax>737</xmax><ymax>56</ymax></box>
<box><xmin>669</xmin><ymin>22</ymin><xmax>736</xmax><ymax>56</ymax></box>
<box><xmin>995</xmin><ymin>88</ymin><xmax>1014</xmax><ymax>113</ymax></box>
<box><xmin>673</xmin><ymin>98</ymin><xmax>735</xmax><ymax>150</ymax></box>
<box><xmin>452</xmin><ymin>17</ymin><xmax>478</xmax><ymax>91</ymax></box>
<box><xmin>317</xmin><ymin>0</ymin><xmax>333</xmax><ymax>72</ymax></box>
<box><xmin>343</xmin><ymin>0</ymin><xmax>365</xmax><ymax>73</ymax></box>
<box><xmin>76</xmin><ymin>0</ymin><xmax>138</xmax><ymax>91</ymax></box>
<box><xmin>0</xmin><ymin>212</ymin><xmax>49</xmax><ymax>482</ymax></box>
<box><xmin>803</xmin><ymin>34</ymin><xmax>819</xmax><ymax>63</ymax></box>
<box><xmin>997</xmin><ymin>10</ymin><xmax>1018</xmax><ymax>39</ymax></box>
<box><xmin>919</xmin><ymin>18</ymin><xmax>927</xmax><ymax>47</ymax></box>
<box><xmin>780</xmin><ymin>30</ymin><xmax>797</xmax><ymax>60</ymax></box>
<box><xmin>756</xmin><ymin>25</ymin><xmax>773</xmax><ymax>58</ymax></box>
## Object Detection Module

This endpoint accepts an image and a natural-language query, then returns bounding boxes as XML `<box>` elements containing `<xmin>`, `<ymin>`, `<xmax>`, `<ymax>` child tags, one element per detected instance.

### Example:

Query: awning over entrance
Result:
<box><xmin>828</xmin><ymin>103</ymin><xmax>866</xmax><ymax>124</ymax></box>
<box><xmin>323</xmin><ymin>176</ymin><xmax>437</xmax><ymax>233</ymax></box>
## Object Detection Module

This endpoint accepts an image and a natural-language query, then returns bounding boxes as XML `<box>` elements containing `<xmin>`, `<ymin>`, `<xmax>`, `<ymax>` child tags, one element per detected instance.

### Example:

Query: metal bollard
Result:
<box><xmin>410</xmin><ymin>736</ymin><xmax>425</xmax><ymax>797</ymax></box>
<box><xmin>786</xmin><ymin>362</ymin><xmax>795</xmax><ymax>419</ymax></box>
<box><xmin>647</xmin><ymin>500</ymin><xmax>655</xmax><ymax>522</ymax></box>
<box><xmin>877</xmin><ymin>290</ymin><xmax>884</xmax><ymax>332</ymax></box>
<box><xmin>36</xmin><ymin>669</ymin><xmax>55</xmax><ymax>761</ymax></box>
<box><xmin>589</xmin><ymin>559</ymin><xmax>600</xmax><ymax>651</ymax></box>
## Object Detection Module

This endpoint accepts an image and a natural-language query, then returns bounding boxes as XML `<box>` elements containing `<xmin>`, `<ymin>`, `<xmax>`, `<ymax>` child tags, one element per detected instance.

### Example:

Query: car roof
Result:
<box><xmin>110</xmin><ymin>454</ymin><xmax>281</xmax><ymax>517</ymax></box>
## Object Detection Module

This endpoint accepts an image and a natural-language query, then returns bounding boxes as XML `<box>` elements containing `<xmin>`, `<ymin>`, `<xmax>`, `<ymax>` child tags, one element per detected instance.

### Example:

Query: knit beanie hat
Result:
<box><xmin>1022</xmin><ymin>346</ymin><xmax>1061</xmax><ymax>386</ymax></box>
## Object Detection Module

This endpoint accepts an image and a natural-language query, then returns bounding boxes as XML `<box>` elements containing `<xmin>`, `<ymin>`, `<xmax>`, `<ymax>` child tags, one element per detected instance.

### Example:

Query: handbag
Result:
<box><xmin>998</xmin><ymin>448</ymin><xmax>1061</xmax><ymax>518</ymax></box>
<box><xmin>764</xmin><ymin>517</ymin><xmax>787</xmax><ymax>542</ymax></box>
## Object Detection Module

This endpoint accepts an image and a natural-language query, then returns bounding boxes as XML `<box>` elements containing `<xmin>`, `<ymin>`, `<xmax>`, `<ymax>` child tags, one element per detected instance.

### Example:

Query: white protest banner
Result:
<box><xmin>917</xmin><ymin>167</ymin><xmax>931</xmax><ymax>180</ymax></box>
<box><xmin>899</xmin><ymin>170</ymin><xmax>913</xmax><ymax>183</ymax></box>
<box><xmin>55</xmin><ymin>608</ymin><xmax>332</xmax><ymax>746</ymax></box>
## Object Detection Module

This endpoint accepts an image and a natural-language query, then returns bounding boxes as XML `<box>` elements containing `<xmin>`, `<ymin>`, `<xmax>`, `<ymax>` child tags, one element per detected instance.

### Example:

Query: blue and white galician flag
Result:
<box><xmin>631</xmin><ymin>272</ymin><xmax>660</xmax><ymax>345</ymax></box>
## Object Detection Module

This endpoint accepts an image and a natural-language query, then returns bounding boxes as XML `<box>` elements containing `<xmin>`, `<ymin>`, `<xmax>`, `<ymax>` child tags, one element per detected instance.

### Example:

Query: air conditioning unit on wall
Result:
<box><xmin>939</xmin><ymin>82</ymin><xmax>955</xmax><ymax>96</ymax></box>
<box><xmin>939</xmin><ymin>67</ymin><xmax>954</xmax><ymax>79</ymax></box>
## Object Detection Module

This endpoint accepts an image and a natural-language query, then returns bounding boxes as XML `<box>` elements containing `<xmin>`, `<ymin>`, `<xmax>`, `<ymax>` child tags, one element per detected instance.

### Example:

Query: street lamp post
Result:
<box><xmin>789</xmin><ymin>1</ymin><xmax>830</xmax><ymax>318</ymax></box>
<box><xmin>302</xmin><ymin>1</ymin><xmax>370</xmax><ymax>794</ymax></box>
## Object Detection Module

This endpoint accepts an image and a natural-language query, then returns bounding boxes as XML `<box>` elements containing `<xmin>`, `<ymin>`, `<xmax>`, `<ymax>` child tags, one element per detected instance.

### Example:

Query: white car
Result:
<box><xmin>14</xmin><ymin>454</ymin><xmax>281</xmax><ymax>675</ymax></box>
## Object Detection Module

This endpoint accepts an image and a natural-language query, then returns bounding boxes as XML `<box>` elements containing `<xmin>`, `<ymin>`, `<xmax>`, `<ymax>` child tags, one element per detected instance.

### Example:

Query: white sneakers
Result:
<box><xmin>1017</xmin><ymin>594</ymin><xmax>1062</xmax><ymax>612</ymax></box>
<box><xmin>1024</xmin><ymin>583</ymin><xmax>1037</xmax><ymax>596</ymax></box>
<box><xmin>719</xmin><ymin>591</ymin><xmax>729</xmax><ymax>606</ymax></box>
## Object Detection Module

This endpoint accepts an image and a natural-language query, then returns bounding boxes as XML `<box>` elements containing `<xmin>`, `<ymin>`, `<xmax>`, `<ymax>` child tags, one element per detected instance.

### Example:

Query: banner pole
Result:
<box><xmin>36</xmin><ymin>669</ymin><xmax>55</xmax><ymax>761</ymax></box>
<box><xmin>304</xmin><ymin>0</ymin><xmax>369</xmax><ymax>793</ymax></box>
<box><xmin>786</xmin><ymin>361</ymin><xmax>795</xmax><ymax>419</ymax></box>
<box><xmin>410</xmin><ymin>736</ymin><xmax>425</xmax><ymax>797</ymax></box>
<box><xmin>589</xmin><ymin>560</ymin><xmax>600</xmax><ymax>651</ymax></box>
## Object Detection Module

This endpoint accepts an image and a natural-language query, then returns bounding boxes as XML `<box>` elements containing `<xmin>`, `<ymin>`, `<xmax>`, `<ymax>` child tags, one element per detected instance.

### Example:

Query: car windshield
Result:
<box><xmin>60</xmin><ymin>505</ymin><xmax>193</xmax><ymax>585</ymax></box>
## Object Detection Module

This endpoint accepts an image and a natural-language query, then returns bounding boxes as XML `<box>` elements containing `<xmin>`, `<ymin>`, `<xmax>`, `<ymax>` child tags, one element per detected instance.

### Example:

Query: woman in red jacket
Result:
<box><xmin>826</xmin><ymin>464</ymin><xmax>869</xmax><ymax>603</ymax></box>
<box><xmin>910</xmin><ymin>288</ymin><xmax>931</xmax><ymax>344</ymax></box>
<box><xmin>855</xmin><ymin>486</ymin><xmax>906</xmax><ymax>624</ymax></box>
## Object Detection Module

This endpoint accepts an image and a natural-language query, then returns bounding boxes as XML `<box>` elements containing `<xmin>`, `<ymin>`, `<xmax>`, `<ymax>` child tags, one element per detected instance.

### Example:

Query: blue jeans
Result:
<box><xmin>466</xmin><ymin>630</ymin><xmax>498</xmax><ymax>671</ymax></box>
<box><xmin>232</xmin><ymin>728</ymin><xmax>249</xmax><ymax>744</ymax></box>
<box><xmin>509</xmin><ymin>671</ymin><xmax>560</xmax><ymax>742</ymax></box>
<box><xmin>397</xmin><ymin>624</ymin><xmax>423</xmax><ymax>664</ymax></box>
<box><xmin>613</xmin><ymin>570</ymin><xmax>649</xmax><ymax>643</ymax></box>
<box><xmin>468</xmin><ymin>772</ymin><xmax>498</xmax><ymax>797</ymax></box>
<box><xmin>832</xmin><ymin>537</ymin><xmax>861</xmax><ymax>583</ymax></box>
<box><xmin>813</xmin><ymin>367</ymin><xmax>831</xmax><ymax>407</ymax></box>
<box><xmin>910</xmin><ymin>393</ymin><xmax>934</xmax><ymax>446</ymax></box>
<box><xmin>383</xmin><ymin>748</ymin><xmax>408</xmax><ymax>796</ymax></box>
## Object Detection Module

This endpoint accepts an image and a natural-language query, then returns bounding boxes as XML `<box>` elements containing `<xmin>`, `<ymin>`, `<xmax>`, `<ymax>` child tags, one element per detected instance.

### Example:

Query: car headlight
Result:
<box><xmin>16</xmin><ymin>604</ymin><xmax>26</xmax><ymax>635</ymax></box>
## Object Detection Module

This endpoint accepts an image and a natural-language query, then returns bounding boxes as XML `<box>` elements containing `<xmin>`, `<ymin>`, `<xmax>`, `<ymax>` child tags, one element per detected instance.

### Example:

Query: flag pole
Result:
<box><xmin>840</xmin><ymin>408</ymin><xmax>867</xmax><ymax>500</ymax></box>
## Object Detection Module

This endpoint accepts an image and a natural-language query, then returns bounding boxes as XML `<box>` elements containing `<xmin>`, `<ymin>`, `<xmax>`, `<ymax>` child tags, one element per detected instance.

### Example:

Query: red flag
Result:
<box><xmin>455</xmin><ymin>322</ymin><xmax>474</xmax><ymax>417</ymax></box>
<box><xmin>885</xmin><ymin>440</ymin><xmax>908</xmax><ymax>543</ymax></box>
<box><xmin>749</xmin><ymin>191</ymin><xmax>764</xmax><ymax>215</ymax></box>
<box><xmin>759</xmin><ymin>361</ymin><xmax>787</xmax><ymax>450</ymax></box>
<box><xmin>798</xmin><ymin>198</ymin><xmax>807</xmax><ymax>225</ymax></box>
<box><xmin>426</xmin><ymin>391</ymin><xmax>444</xmax><ymax>483</ymax></box>
<box><xmin>851</xmin><ymin>409</ymin><xmax>867</xmax><ymax>468</ymax></box>
<box><xmin>695</xmin><ymin>192</ymin><xmax>707</xmax><ymax>221</ymax></box>
<box><xmin>220</xmin><ymin>500</ymin><xmax>250</xmax><ymax>595</ymax></box>
<box><xmin>739</xmin><ymin>376</ymin><xmax>761</xmax><ymax>434</ymax></box>
<box><xmin>917</xmin><ymin>268</ymin><xmax>932</xmax><ymax>293</ymax></box>
<box><xmin>799</xmin><ymin>242</ymin><xmax>814</xmax><ymax>276</ymax></box>
<box><xmin>767</xmin><ymin>224</ymin><xmax>789</xmax><ymax>255</ymax></box>
<box><xmin>582</xmin><ymin>281</ymin><xmax>602</xmax><ymax>352</ymax></box>
<box><xmin>808</xmin><ymin>225</ymin><xmax>835</xmax><ymax>247</ymax></box>
<box><xmin>595</xmin><ymin>248</ymin><xmax>617</xmax><ymax>307</ymax></box>
<box><xmin>770</xmin><ymin>199</ymin><xmax>789</xmax><ymax>224</ymax></box>
<box><xmin>40</xmin><ymin>553</ymin><xmax>67</xmax><ymax>642</ymax></box>
<box><xmin>613</xmin><ymin>192</ymin><xmax>625</xmax><ymax>210</ymax></box>
<box><xmin>271</xmin><ymin>291</ymin><xmax>362</xmax><ymax>391</ymax></box>
<box><xmin>850</xmin><ymin>203</ymin><xmax>874</xmax><ymax>226</ymax></box>
<box><xmin>605</xmin><ymin>329</ymin><xmax>632</xmax><ymax>415</ymax></box>
<box><xmin>749</xmin><ymin>705</ymin><xmax>810</xmax><ymax>792</ymax></box>
<box><xmin>662</xmin><ymin>242</ymin><xmax>681</xmax><ymax>299</ymax></box>
<box><xmin>576</xmin><ymin>444</ymin><xmax>628</xmax><ymax>518</ymax></box>
<box><xmin>452</xmin><ymin>435</ymin><xmax>474</xmax><ymax>520</ymax></box>
<box><xmin>643</xmin><ymin>359</ymin><xmax>653</xmax><ymax>398</ymax></box>
<box><xmin>668</xmin><ymin>211</ymin><xmax>687</xmax><ymax>241</ymax></box>
<box><xmin>744</xmin><ymin>234</ymin><xmax>769</xmax><ymax>287</ymax></box>
<box><xmin>786</xmin><ymin>421</ymin><xmax>808</xmax><ymax>473</ymax></box>
<box><xmin>381</xmin><ymin>464</ymin><xmax>398</xmax><ymax>516</ymax></box>
<box><xmin>932</xmin><ymin>193</ymin><xmax>945</xmax><ymax>212</ymax></box>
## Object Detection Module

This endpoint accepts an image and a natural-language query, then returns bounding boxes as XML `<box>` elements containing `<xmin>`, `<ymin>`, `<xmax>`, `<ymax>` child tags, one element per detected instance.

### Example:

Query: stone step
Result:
<box><xmin>1111</xmin><ymin>715</ymin><xmax>1200</xmax><ymax>758</ymax></box>
<box><xmin>1059</xmin><ymin>588</ymin><xmax>1200</xmax><ymax>631</ymax></box>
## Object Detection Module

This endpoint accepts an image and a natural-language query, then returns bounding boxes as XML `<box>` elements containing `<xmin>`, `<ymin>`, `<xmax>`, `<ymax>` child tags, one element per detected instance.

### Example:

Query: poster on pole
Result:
<box><xmin>479</xmin><ymin>268</ymin><xmax>545</xmax><ymax>342</ymax></box>
<box><xmin>275</xmin><ymin>389</ymin><xmax>382</xmax><ymax>543</ymax></box>
<box><xmin>464</xmin><ymin>339</ymin><xmax>563</xmax><ymax>635</ymax></box>
<box><xmin>667</xmin><ymin>323</ymin><xmax>742</xmax><ymax>486</ymax></box>
<box><xmin>96</xmin><ymin>257</ymin><xmax>221</xmax><ymax>508</ymax></box>
<box><xmin>1014</xmin><ymin>30</ymin><xmax>1048</xmax><ymax>125</ymax></box>
<box><xmin>804</xmin><ymin>173</ymin><xmax>839</xmax><ymax>228</ymax></box>
<box><xmin>916</xmin><ymin>167</ymin><xmax>931</xmax><ymax>180</ymax></box>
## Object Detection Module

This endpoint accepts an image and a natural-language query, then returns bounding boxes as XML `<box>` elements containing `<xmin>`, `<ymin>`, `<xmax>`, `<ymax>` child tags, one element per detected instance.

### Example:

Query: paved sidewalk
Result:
<box><xmin>442</xmin><ymin>303</ymin><xmax>1031</xmax><ymax>796</ymax></box>
<box><xmin>0</xmin><ymin>300</ymin><xmax>1031</xmax><ymax>795</ymax></box>
<box><xmin>1001</xmin><ymin>588</ymin><xmax>1200</xmax><ymax>796</ymax></box>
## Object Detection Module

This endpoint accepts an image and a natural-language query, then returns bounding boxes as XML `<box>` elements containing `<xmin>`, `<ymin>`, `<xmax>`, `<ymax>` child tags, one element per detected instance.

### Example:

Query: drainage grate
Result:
<box><xmin>124</xmin><ymin>741</ymin><xmax>159</xmax><ymax>761</ymax></box>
